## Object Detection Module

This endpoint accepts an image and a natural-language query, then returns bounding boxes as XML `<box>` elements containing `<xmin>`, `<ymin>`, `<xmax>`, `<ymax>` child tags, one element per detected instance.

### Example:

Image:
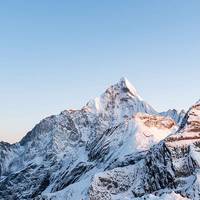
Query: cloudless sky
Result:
<box><xmin>0</xmin><ymin>1</ymin><xmax>200</xmax><ymax>143</ymax></box>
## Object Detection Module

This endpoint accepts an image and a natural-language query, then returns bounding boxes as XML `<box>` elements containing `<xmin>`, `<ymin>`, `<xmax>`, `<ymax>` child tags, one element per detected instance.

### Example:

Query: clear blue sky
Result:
<box><xmin>0</xmin><ymin>1</ymin><xmax>200</xmax><ymax>143</ymax></box>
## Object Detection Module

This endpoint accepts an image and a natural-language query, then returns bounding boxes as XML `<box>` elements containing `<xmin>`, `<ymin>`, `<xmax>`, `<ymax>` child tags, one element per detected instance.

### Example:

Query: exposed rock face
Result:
<box><xmin>0</xmin><ymin>78</ymin><xmax>199</xmax><ymax>200</ymax></box>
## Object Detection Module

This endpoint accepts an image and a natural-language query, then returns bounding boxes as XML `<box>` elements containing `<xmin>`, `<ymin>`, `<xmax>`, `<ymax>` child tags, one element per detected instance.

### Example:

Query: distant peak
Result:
<box><xmin>195</xmin><ymin>99</ymin><xmax>200</xmax><ymax>105</ymax></box>
<box><xmin>119</xmin><ymin>76</ymin><xmax>129</xmax><ymax>83</ymax></box>
<box><xmin>118</xmin><ymin>77</ymin><xmax>142</xmax><ymax>100</ymax></box>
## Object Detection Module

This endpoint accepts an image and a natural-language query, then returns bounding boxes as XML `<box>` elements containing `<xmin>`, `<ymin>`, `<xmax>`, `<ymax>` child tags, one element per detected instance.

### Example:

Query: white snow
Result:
<box><xmin>133</xmin><ymin>113</ymin><xmax>177</xmax><ymax>151</ymax></box>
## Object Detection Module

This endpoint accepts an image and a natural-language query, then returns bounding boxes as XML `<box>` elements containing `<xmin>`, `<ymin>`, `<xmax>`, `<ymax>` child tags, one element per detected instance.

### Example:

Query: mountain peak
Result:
<box><xmin>84</xmin><ymin>77</ymin><xmax>155</xmax><ymax>121</ymax></box>
<box><xmin>118</xmin><ymin>77</ymin><xmax>142</xmax><ymax>100</ymax></box>
<box><xmin>195</xmin><ymin>99</ymin><xmax>200</xmax><ymax>105</ymax></box>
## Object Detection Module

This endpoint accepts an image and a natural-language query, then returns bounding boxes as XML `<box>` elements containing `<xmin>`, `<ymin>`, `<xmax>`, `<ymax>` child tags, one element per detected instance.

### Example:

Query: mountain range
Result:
<box><xmin>0</xmin><ymin>78</ymin><xmax>199</xmax><ymax>200</ymax></box>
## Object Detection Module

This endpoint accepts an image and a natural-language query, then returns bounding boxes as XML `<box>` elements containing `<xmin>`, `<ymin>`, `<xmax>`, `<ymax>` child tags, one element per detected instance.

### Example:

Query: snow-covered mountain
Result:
<box><xmin>0</xmin><ymin>78</ymin><xmax>199</xmax><ymax>200</ymax></box>
<box><xmin>160</xmin><ymin>109</ymin><xmax>185</xmax><ymax>125</ymax></box>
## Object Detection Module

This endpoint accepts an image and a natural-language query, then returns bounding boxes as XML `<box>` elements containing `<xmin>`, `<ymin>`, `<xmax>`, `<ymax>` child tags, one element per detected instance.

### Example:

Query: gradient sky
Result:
<box><xmin>1</xmin><ymin>1</ymin><xmax>200</xmax><ymax>143</ymax></box>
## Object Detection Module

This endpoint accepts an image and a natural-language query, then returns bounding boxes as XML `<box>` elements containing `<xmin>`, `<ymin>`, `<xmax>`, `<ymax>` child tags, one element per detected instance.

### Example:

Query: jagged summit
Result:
<box><xmin>84</xmin><ymin>77</ymin><xmax>156</xmax><ymax>122</ymax></box>
<box><xmin>117</xmin><ymin>77</ymin><xmax>142</xmax><ymax>100</ymax></box>
<box><xmin>160</xmin><ymin>109</ymin><xmax>185</xmax><ymax>124</ymax></box>
<box><xmin>195</xmin><ymin>99</ymin><xmax>200</xmax><ymax>105</ymax></box>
